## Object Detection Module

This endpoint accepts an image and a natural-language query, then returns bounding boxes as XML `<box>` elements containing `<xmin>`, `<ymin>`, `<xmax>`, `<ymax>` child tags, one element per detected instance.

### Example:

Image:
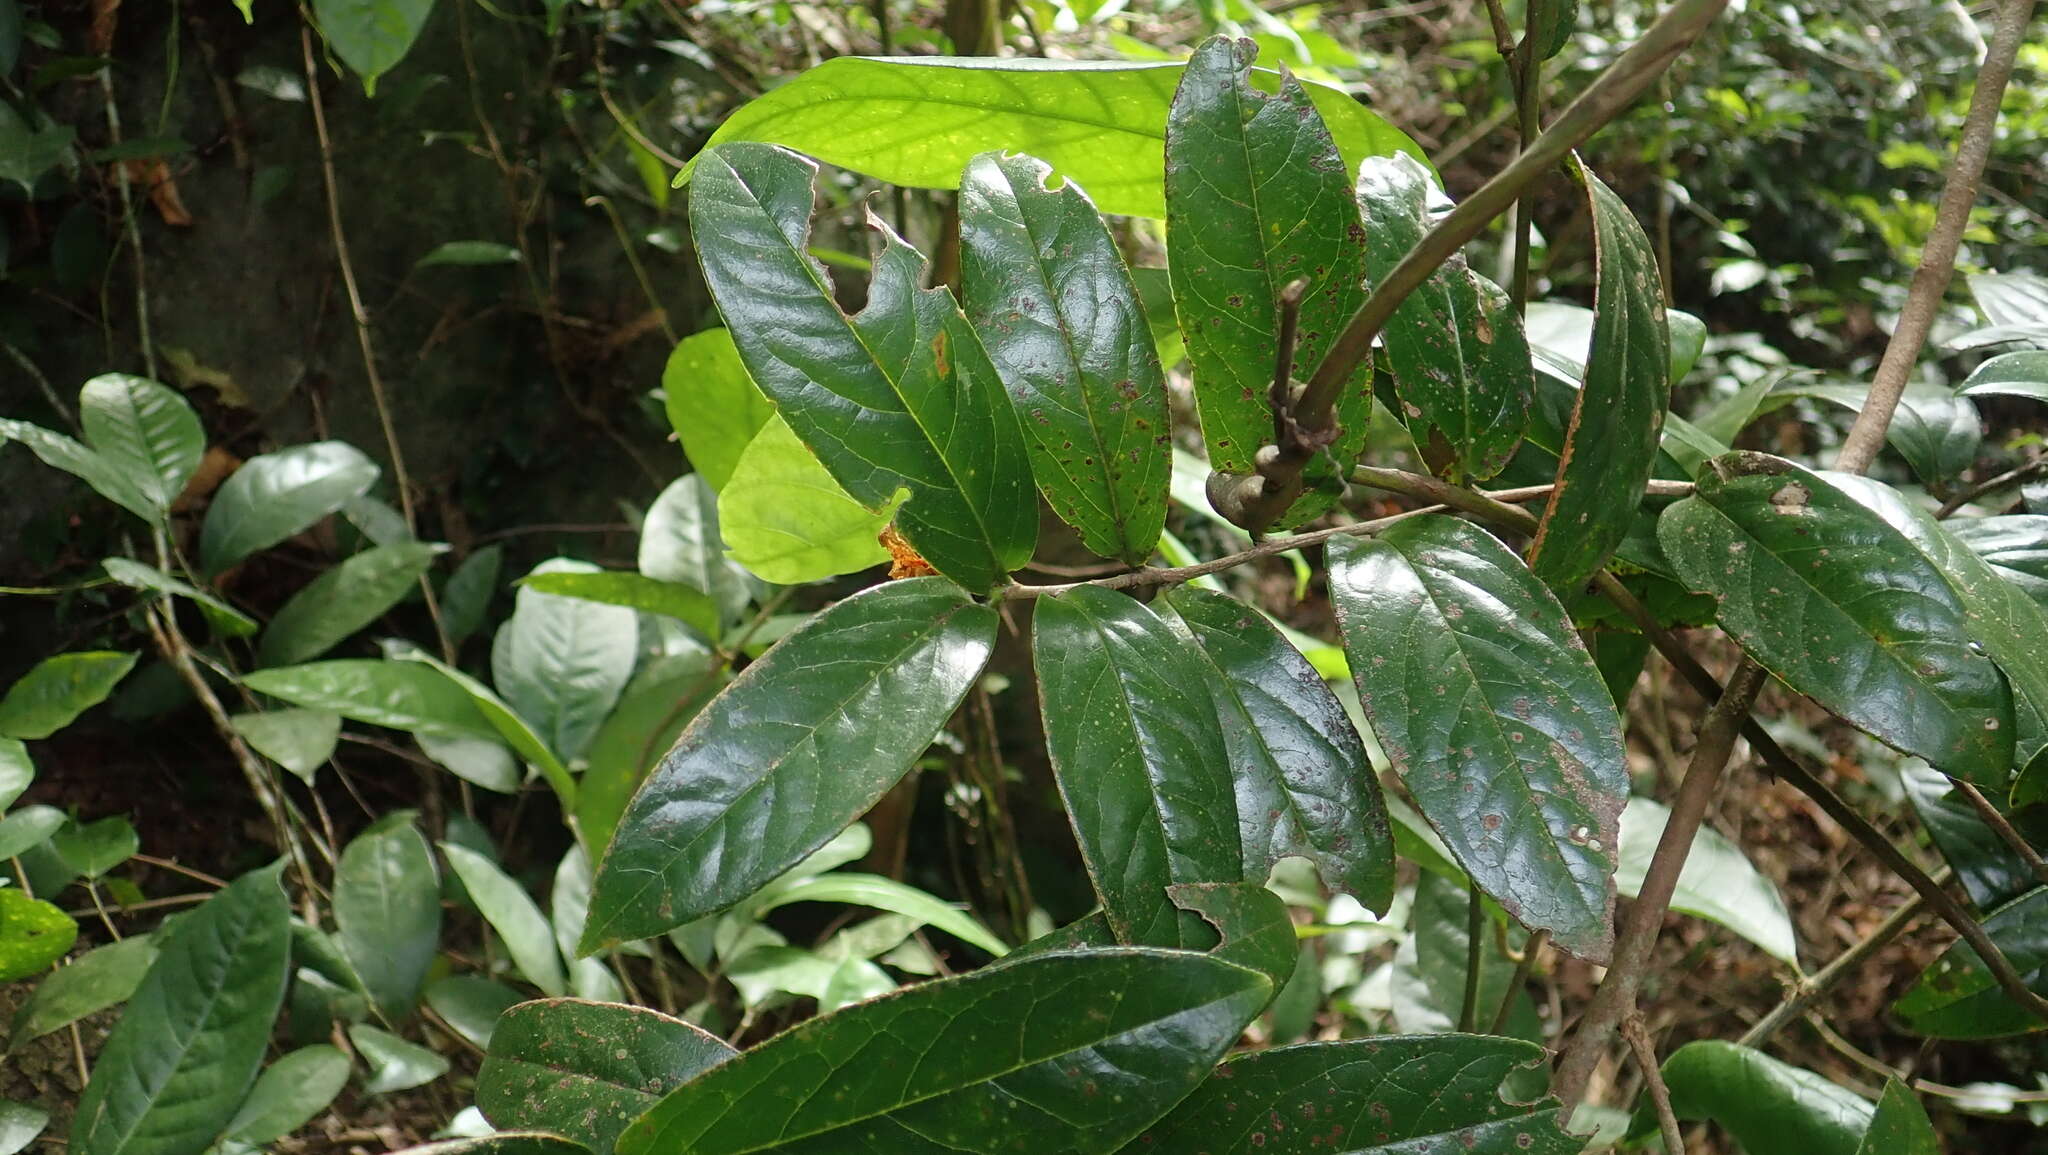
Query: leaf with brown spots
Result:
<box><xmin>1328</xmin><ymin>517</ymin><xmax>1627</xmax><ymax>962</ymax></box>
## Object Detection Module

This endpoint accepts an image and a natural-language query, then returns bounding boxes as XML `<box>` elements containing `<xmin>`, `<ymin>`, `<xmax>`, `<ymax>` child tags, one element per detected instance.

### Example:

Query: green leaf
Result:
<box><xmin>750</xmin><ymin>873</ymin><xmax>1008</xmax><ymax>957</ymax></box>
<box><xmin>718</xmin><ymin>417</ymin><xmax>895</xmax><ymax>584</ymax></box>
<box><xmin>618</xmin><ymin>949</ymin><xmax>1269</xmax><ymax>1155</ymax></box>
<box><xmin>1894</xmin><ymin>886</ymin><xmax>2048</xmax><ymax>1038</ymax></box>
<box><xmin>392</xmin><ymin>1137</ymin><xmax>591</xmax><ymax>1155</ymax></box>
<box><xmin>678</xmin><ymin>55</ymin><xmax>1426</xmax><ymax>221</ymax></box>
<box><xmin>440</xmin><ymin>842</ymin><xmax>568</xmax><ymax>997</ymax></box>
<box><xmin>77</xmin><ymin>374</ymin><xmax>204</xmax><ymax>517</ymax></box>
<box><xmin>259</xmin><ymin>542</ymin><xmax>445</xmax><ymax>666</ymax></box>
<box><xmin>1129</xmin><ymin>1034</ymin><xmax>1580</xmax><ymax>1153</ymax></box>
<box><xmin>1856</xmin><ymin>1079</ymin><xmax>1937</xmax><ymax>1155</ymax></box>
<box><xmin>310</xmin><ymin>0</ymin><xmax>435</xmax><ymax>95</ymax></box>
<box><xmin>690</xmin><ymin>144</ymin><xmax>1036</xmax><ymax>592</ymax></box>
<box><xmin>395</xmin><ymin>649</ymin><xmax>577</xmax><ymax>808</ymax></box>
<box><xmin>349</xmin><ymin>1023</ymin><xmax>449</xmax><ymax>1093</ymax></box>
<box><xmin>492</xmin><ymin>559</ymin><xmax>638</xmax><ymax>764</ymax></box>
<box><xmin>0</xmin><ymin>102</ymin><xmax>72</xmax><ymax>196</ymax></box>
<box><xmin>228</xmin><ymin>709</ymin><xmax>340</xmax><ymax>786</ymax></box>
<box><xmin>0</xmin><ymin>1102</ymin><xmax>47</xmax><ymax>1155</ymax></box>
<box><xmin>640</xmin><ymin>475</ymin><xmax>752</xmax><ymax>625</ymax></box>
<box><xmin>70</xmin><ymin>862</ymin><xmax>292</xmax><ymax>1155</ymax></box>
<box><xmin>334</xmin><ymin>811</ymin><xmax>440</xmax><ymax>1020</ymax></box>
<box><xmin>1327</xmin><ymin>517</ymin><xmax>1628</xmax><ymax>961</ymax></box>
<box><xmin>423</xmin><ymin>975</ymin><xmax>523</xmax><ymax>1049</ymax></box>
<box><xmin>1902</xmin><ymin>763</ymin><xmax>2048</xmax><ymax>911</ymax></box>
<box><xmin>7</xmin><ymin>934</ymin><xmax>158</xmax><ymax>1046</ymax></box>
<box><xmin>0</xmin><ymin>889</ymin><xmax>76</xmax><ymax>981</ymax></box>
<box><xmin>584</xmin><ymin>578</ymin><xmax>995</xmax><ymax>950</ymax></box>
<box><xmin>1166</xmin><ymin>881</ymin><xmax>1295</xmax><ymax>994</ymax></box>
<box><xmin>477</xmin><ymin>998</ymin><xmax>736</xmax><ymax>1154</ymax></box>
<box><xmin>519</xmin><ymin>571</ymin><xmax>719</xmax><ymax>644</ymax></box>
<box><xmin>224</xmin><ymin>1045</ymin><xmax>350</xmax><ymax>1145</ymax></box>
<box><xmin>1032</xmin><ymin>585</ymin><xmax>1240</xmax><ymax>949</ymax></box>
<box><xmin>1638</xmin><ymin>1040</ymin><xmax>1873</xmax><ymax>1155</ymax></box>
<box><xmin>1158</xmin><ymin>586</ymin><xmax>1393</xmax><ymax>910</ymax></box>
<box><xmin>440</xmin><ymin>545</ymin><xmax>504</xmax><ymax>644</ymax></box>
<box><xmin>0</xmin><ymin>738</ymin><xmax>29</xmax><ymax>810</ymax></box>
<box><xmin>662</xmin><ymin>329</ymin><xmax>776</xmax><ymax>492</ymax></box>
<box><xmin>1526</xmin><ymin>0</ymin><xmax>1578</xmax><ymax>60</ymax></box>
<box><xmin>1766</xmin><ymin>383</ymin><xmax>1983</xmax><ymax>488</ymax></box>
<box><xmin>0</xmin><ymin>419</ymin><xmax>153</xmax><ymax>523</ymax></box>
<box><xmin>1618</xmin><ymin>796</ymin><xmax>1798</xmax><ymax>965</ymax></box>
<box><xmin>241</xmin><ymin>660</ymin><xmax>497</xmax><ymax>741</ymax></box>
<box><xmin>200</xmin><ymin>442</ymin><xmax>380</xmax><ymax>574</ymax></box>
<box><xmin>575</xmin><ymin>654</ymin><xmax>724</xmax><ymax>859</ymax></box>
<box><xmin>1356</xmin><ymin>153</ymin><xmax>1531</xmax><ymax>483</ymax></box>
<box><xmin>1950</xmin><ymin>516</ymin><xmax>2048</xmax><ymax>606</ymax></box>
<box><xmin>1161</xmin><ymin>39</ymin><xmax>1373</xmax><ymax>512</ymax></box>
<box><xmin>416</xmin><ymin>240</ymin><xmax>522</xmax><ymax>267</ymax></box>
<box><xmin>51</xmin><ymin>815</ymin><xmax>137</xmax><ymax>877</ymax></box>
<box><xmin>1390</xmin><ymin>872</ymin><xmax>1534</xmax><ymax>1038</ymax></box>
<box><xmin>100</xmin><ymin>558</ymin><xmax>259</xmax><ymax>638</ymax></box>
<box><xmin>0</xmin><ymin>651</ymin><xmax>137</xmax><ymax>740</ymax></box>
<box><xmin>0</xmin><ymin>805</ymin><xmax>63</xmax><ymax>860</ymax></box>
<box><xmin>1658</xmin><ymin>456</ymin><xmax>2015</xmax><ymax>784</ymax></box>
<box><xmin>959</xmin><ymin>150</ymin><xmax>1170</xmax><ymax>563</ymax></box>
<box><xmin>1959</xmin><ymin>350</ymin><xmax>2048</xmax><ymax>404</ymax></box>
<box><xmin>1528</xmin><ymin>157</ymin><xmax>1672</xmax><ymax>590</ymax></box>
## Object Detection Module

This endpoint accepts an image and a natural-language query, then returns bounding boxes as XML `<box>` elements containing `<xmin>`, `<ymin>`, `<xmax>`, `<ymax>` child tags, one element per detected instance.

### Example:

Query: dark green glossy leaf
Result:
<box><xmin>1658</xmin><ymin>455</ymin><xmax>2014</xmax><ymax>784</ymax></box>
<box><xmin>51</xmin><ymin>815</ymin><xmax>137</xmax><ymax>877</ymax></box>
<box><xmin>1167</xmin><ymin>882</ymin><xmax>1295</xmax><ymax>995</ymax></box>
<box><xmin>1127</xmin><ymin>1034</ymin><xmax>1580</xmax><ymax>1154</ymax></box>
<box><xmin>1766</xmin><ymin>383</ymin><xmax>1983</xmax><ymax>488</ymax></box>
<box><xmin>960</xmin><ymin>150</ymin><xmax>1169</xmax><ymax>563</ymax></box>
<box><xmin>1959</xmin><ymin>350</ymin><xmax>2048</xmax><ymax>404</ymax></box>
<box><xmin>199</xmin><ymin>442</ymin><xmax>380</xmax><ymax>575</ymax></box>
<box><xmin>494</xmin><ymin>559</ymin><xmax>638</xmax><ymax>765</ymax></box>
<box><xmin>440</xmin><ymin>545</ymin><xmax>504</xmax><ymax>645</ymax></box>
<box><xmin>77</xmin><ymin>374</ymin><xmax>203</xmax><ymax>517</ymax></box>
<box><xmin>1526</xmin><ymin>0</ymin><xmax>1577</xmax><ymax>59</ymax></box>
<box><xmin>241</xmin><ymin>660</ymin><xmax>497</xmax><ymax>741</ymax></box>
<box><xmin>1356</xmin><ymin>153</ymin><xmax>1531</xmax><ymax>483</ymax></box>
<box><xmin>663</xmin><ymin>329</ymin><xmax>775</xmax><ymax>491</ymax></box>
<box><xmin>718</xmin><ymin>416</ymin><xmax>896</xmax><ymax>584</ymax></box>
<box><xmin>224</xmin><ymin>1045</ymin><xmax>350</xmax><ymax>1145</ymax></box>
<box><xmin>1033</xmin><ymin>586</ymin><xmax>1239</xmax><ymax>949</ymax></box>
<box><xmin>1159</xmin><ymin>586</ymin><xmax>1393</xmax><ymax>910</ymax></box>
<box><xmin>8</xmin><ymin>934</ymin><xmax>158</xmax><ymax>1046</ymax></box>
<box><xmin>1327</xmin><ymin>517</ymin><xmax>1627</xmax><ymax>961</ymax></box>
<box><xmin>690</xmin><ymin>143</ymin><xmax>1035</xmax><ymax>592</ymax></box>
<box><xmin>0</xmin><ymin>739</ymin><xmax>27</xmax><ymax>810</ymax></box>
<box><xmin>350</xmin><ymin>1023</ymin><xmax>449</xmax><ymax>1093</ymax></box>
<box><xmin>576</xmin><ymin>653</ymin><xmax>723</xmax><ymax>856</ymax></box>
<box><xmin>228</xmin><ymin>709</ymin><xmax>340</xmax><ymax>786</ymax></box>
<box><xmin>0</xmin><ymin>418</ymin><xmax>154</xmax><ymax>522</ymax></box>
<box><xmin>0</xmin><ymin>805</ymin><xmax>63</xmax><ymax>861</ymax></box>
<box><xmin>260</xmin><ymin>542</ymin><xmax>446</xmax><ymax>666</ymax></box>
<box><xmin>1902</xmin><ymin>764</ymin><xmax>2047</xmax><ymax>911</ymax></box>
<box><xmin>424</xmin><ymin>975</ymin><xmax>523</xmax><ymax>1049</ymax></box>
<box><xmin>0</xmin><ymin>651</ymin><xmax>137</xmax><ymax>740</ymax></box>
<box><xmin>1528</xmin><ymin>157</ymin><xmax>1672</xmax><ymax>590</ymax></box>
<box><xmin>1950</xmin><ymin>516</ymin><xmax>2048</xmax><ymax>607</ymax></box>
<box><xmin>0</xmin><ymin>889</ymin><xmax>75</xmax><ymax>981</ymax></box>
<box><xmin>442</xmin><ymin>842</ymin><xmax>567</xmax><ymax>997</ymax></box>
<box><xmin>584</xmin><ymin>579</ymin><xmax>996</xmax><ymax>950</ymax></box>
<box><xmin>71</xmin><ymin>862</ymin><xmax>292</xmax><ymax>1155</ymax></box>
<box><xmin>1166</xmin><ymin>38</ymin><xmax>1373</xmax><ymax>508</ymax></box>
<box><xmin>1003</xmin><ymin>911</ymin><xmax>1117</xmax><ymax>963</ymax></box>
<box><xmin>1894</xmin><ymin>886</ymin><xmax>2048</xmax><ymax>1038</ymax></box>
<box><xmin>676</xmin><ymin>55</ymin><xmax>1426</xmax><ymax>220</ymax></box>
<box><xmin>1389</xmin><ymin>871</ymin><xmax>1534</xmax><ymax>1038</ymax></box>
<box><xmin>1856</xmin><ymin>1079</ymin><xmax>1938</xmax><ymax>1155</ymax></box>
<box><xmin>478</xmin><ymin>999</ymin><xmax>736</xmax><ymax>1154</ymax></box>
<box><xmin>101</xmin><ymin>558</ymin><xmax>259</xmax><ymax>638</ymax></box>
<box><xmin>618</xmin><ymin>949</ymin><xmax>1269</xmax><ymax>1155</ymax></box>
<box><xmin>1636</xmin><ymin>1040</ymin><xmax>1872</xmax><ymax>1155</ymax></box>
<box><xmin>310</xmin><ymin>0</ymin><xmax>432</xmax><ymax>95</ymax></box>
<box><xmin>396</xmin><ymin>1137</ymin><xmax>591</xmax><ymax>1155</ymax></box>
<box><xmin>334</xmin><ymin>811</ymin><xmax>440</xmax><ymax>1020</ymax></box>
<box><xmin>395</xmin><ymin>649</ymin><xmax>576</xmax><ymax>807</ymax></box>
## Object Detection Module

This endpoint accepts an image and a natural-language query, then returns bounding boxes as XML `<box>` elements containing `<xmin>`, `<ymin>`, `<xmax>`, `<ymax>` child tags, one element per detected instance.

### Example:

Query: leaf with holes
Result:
<box><xmin>960</xmin><ymin>150</ymin><xmax>1169</xmax><ymax>562</ymax></box>
<box><xmin>1327</xmin><ymin>517</ymin><xmax>1627</xmax><ymax>961</ymax></box>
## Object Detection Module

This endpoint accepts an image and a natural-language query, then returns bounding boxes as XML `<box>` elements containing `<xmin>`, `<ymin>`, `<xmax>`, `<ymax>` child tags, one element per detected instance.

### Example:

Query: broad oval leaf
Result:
<box><xmin>1959</xmin><ymin>350</ymin><xmax>2048</xmax><ymax>405</ymax></box>
<box><xmin>0</xmin><ymin>418</ymin><xmax>153</xmax><ymax>522</ymax></box>
<box><xmin>1901</xmin><ymin>763</ymin><xmax>2048</xmax><ymax>911</ymax></box>
<box><xmin>617</xmin><ymin>948</ymin><xmax>1270</xmax><ymax>1155</ymax></box>
<box><xmin>478</xmin><ymin>999</ymin><xmax>736</xmax><ymax>1154</ymax></box>
<box><xmin>1356</xmin><ymin>153</ymin><xmax>1532</xmax><ymax>483</ymax></box>
<box><xmin>1158</xmin><ymin>586</ymin><xmax>1394</xmax><ymax>911</ymax></box>
<box><xmin>424</xmin><ymin>975</ymin><xmax>524</xmax><ymax>1049</ymax></box>
<box><xmin>691</xmin><ymin>143</ymin><xmax>1036</xmax><ymax>592</ymax></box>
<box><xmin>663</xmin><ymin>328</ymin><xmax>776</xmax><ymax>491</ymax></box>
<box><xmin>641</xmin><ymin>475</ymin><xmax>753</xmax><ymax>625</ymax></box>
<box><xmin>241</xmin><ymin>660</ymin><xmax>498</xmax><ymax>740</ymax></box>
<box><xmin>1033</xmin><ymin>585</ymin><xmax>1240</xmax><ymax>949</ymax></box>
<box><xmin>493</xmin><ymin>559</ymin><xmax>638</xmax><ymax>765</ymax></box>
<box><xmin>440</xmin><ymin>545</ymin><xmax>504</xmax><ymax>644</ymax></box>
<box><xmin>310</xmin><ymin>0</ymin><xmax>434</xmax><ymax>95</ymax></box>
<box><xmin>224</xmin><ymin>1045</ymin><xmax>350</xmax><ymax>1146</ymax></box>
<box><xmin>0</xmin><ymin>805</ymin><xmax>64</xmax><ymax>860</ymax></box>
<box><xmin>677</xmin><ymin>55</ymin><xmax>1425</xmax><ymax>221</ymax></box>
<box><xmin>960</xmin><ymin>150</ymin><xmax>1170</xmax><ymax>563</ymax></box>
<box><xmin>70</xmin><ymin>862</ymin><xmax>292</xmax><ymax>1155</ymax></box>
<box><xmin>441</xmin><ymin>842</ymin><xmax>568</xmax><ymax>997</ymax></box>
<box><xmin>1128</xmin><ymin>1035</ymin><xmax>1580</xmax><ymax>1153</ymax></box>
<box><xmin>395</xmin><ymin>648</ymin><xmax>576</xmax><ymax>807</ymax></box>
<box><xmin>52</xmin><ymin>815</ymin><xmax>137</xmax><ymax>878</ymax></box>
<box><xmin>199</xmin><ymin>442</ymin><xmax>380</xmax><ymax>575</ymax></box>
<box><xmin>334</xmin><ymin>811</ymin><xmax>440</xmax><ymax>1020</ymax></box>
<box><xmin>583</xmin><ymin>578</ymin><xmax>996</xmax><ymax>950</ymax></box>
<box><xmin>77</xmin><ymin>374</ymin><xmax>203</xmax><ymax>517</ymax></box>
<box><xmin>1528</xmin><ymin>157</ymin><xmax>1672</xmax><ymax>590</ymax></box>
<box><xmin>228</xmin><ymin>709</ymin><xmax>341</xmax><ymax>786</ymax></box>
<box><xmin>1166</xmin><ymin>881</ymin><xmax>1296</xmax><ymax>995</ymax></box>
<box><xmin>1856</xmin><ymin>1079</ymin><xmax>1938</xmax><ymax>1155</ymax></box>
<box><xmin>259</xmin><ymin>542</ymin><xmax>446</xmax><ymax>667</ymax></box>
<box><xmin>1637</xmin><ymin>1041</ymin><xmax>1873</xmax><ymax>1155</ymax></box>
<box><xmin>351</xmin><ymin>1023</ymin><xmax>450</xmax><ymax>1093</ymax></box>
<box><xmin>1657</xmin><ymin>455</ymin><xmax>2014</xmax><ymax>784</ymax></box>
<box><xmin>1618</xmin><ymin>796</ymin><xmax>1798</xmax><ymax>965</ymax></box>
<box><xmin>0</xmin><ymin>889</ymin><xmax>75</xmax><ymax>981</ymax></box>
<box><xmin>0</xmin><ymin>651</ymin><xmax>137</xmax><ymax>740</ymax></box>
<box><xmin>574</xmin><ymin>653</ymin><xmax>724</xmax><ymax>859</ymax></box>
<box><xmin>718</xmin><ymin>416</ymin><xmax>895</xmax><ymax>584</ymax></box>
<box><xmin>1327</xmin><ymin>517</ymin><xmax>1628</xmax><ymax>961</ymax></box>
<box><xmin>1893</xmin><ymin>886</ymin><xmax>2048</xmax><ymax>1039</ymax></box>
<box><xmin>8</xmin><ymin>934</ymin><xmax>159</xmax><ymax>1045</ymax></box>
<box><xmin>1949</xmin><ymin>515</ymin><xmax>2048</xmax><ymax>606</ymax></box>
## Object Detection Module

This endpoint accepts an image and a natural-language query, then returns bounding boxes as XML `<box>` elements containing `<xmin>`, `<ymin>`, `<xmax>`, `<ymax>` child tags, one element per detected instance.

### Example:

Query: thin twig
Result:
<box><xmin>1953</xmin><ymin>778</ymin><xmax>2048</xmax><ymax>887</ymax></box>
<box><xmin>1622</xmin><ymin>1014</ymin><xmax>1685</xmax><ymax>1155</ymax></box>
<box><xmin>3</xmin><ymin>340</ymin><xmax>76</xmax><ymax>429</ymax></box>
<box><xmin>1490</xmin><ymin>928</ymin><xmax>1547</xmax><ymax>1034</ymax></box>
<box><xmin>1508</xmin><ymin>0</ymin><xmax>1545</xmax><ymax>310</ymax></box>
<box><xmin>1936</xmin><ymin>454</ymin><xmax>2048</xmax><ymax>517</ymax></box>
<box><xmin>1739</xmin><ymin>887</ymin><xmax>1933</xmax><ymax>1048</ymax></box>
<box><xmin>98</xmin><ymin>66</ymin><xmax>157</xmax><ymax>379</ymax></box>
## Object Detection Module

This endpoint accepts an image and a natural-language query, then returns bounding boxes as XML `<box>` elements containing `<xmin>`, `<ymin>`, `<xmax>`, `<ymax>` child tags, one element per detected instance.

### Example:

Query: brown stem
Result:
<box><xmin>1953</xmin><ymin>778</ymin><xmax>2048</xmax><ymax>887</ymax></box>
<box><xmin>1622</xmin><ymin>1014</ymin><xmax>1686</xmax><ymax>1155</ymax></box>
<box><xmin>1833</xmin><ymin>0</ymin><xmax>2037</xmax><ymax>475</ymax></box>
<box><xmin>1738</xmin><ymin>887</ymin><xmax>1933</xmax><ymax>1049</ymax></box>
<box><xmin>1936</xmin><ymin>454</ymin><xmax>2048</xmax><ymax>517</ymax></box>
